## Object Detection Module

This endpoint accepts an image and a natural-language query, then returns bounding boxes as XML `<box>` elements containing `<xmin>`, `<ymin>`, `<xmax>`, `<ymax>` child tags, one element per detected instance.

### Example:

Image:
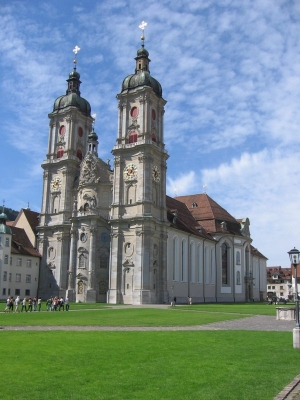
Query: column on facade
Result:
<box><xmin>68</xmin><ymin>227</ymin><xmax>77</xmax><ymax>290</ymax></box>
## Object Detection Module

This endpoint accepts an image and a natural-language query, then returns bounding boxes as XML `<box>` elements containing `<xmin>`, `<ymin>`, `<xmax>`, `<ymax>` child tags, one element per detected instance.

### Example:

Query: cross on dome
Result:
<box><xmin>72</xmin><ymin>45</ymin><xmax>81</xmax><ymax>69</ymax></box>
<box><xmin>139</xmin><ymin>21</ymin><xmax>147</xmax><ymax>46</ymax></box>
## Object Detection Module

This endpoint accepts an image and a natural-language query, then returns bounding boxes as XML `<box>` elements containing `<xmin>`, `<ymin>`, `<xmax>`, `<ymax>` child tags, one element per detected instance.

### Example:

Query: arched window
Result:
<box><xmin>182</xmin><ymin>239</ymin><xmax>187</xmax><ymax>282</ymax></box>
<box><xmin>57</xmin><ymin>147</ymin><xmax>64</xmax><ymax>158</ymax></box>
<box><xmin>77</xmin><ymin>149</ymin><xmax>83</xmax><ymax>160</ymax></box>
<box><xmin>59</xmin><ymin>125</ymin><xmax>66</xmax><ymax>135</ymax></box>
<box><xmin>190</xmin><ymin>242</ymin><xmax>195</xmax><ymax>283</ymax></box>
<box><xmin>236</xmin><ymin>251</ymin><xmax>241</xmax><ymax>265</ymax></box>
<box><xmin>211</xmin><ymin>247</ymin><xmax>216</xmax><ymax>284</ymax></box>
<box><xmin>129</xmin><ymin>131</ymin><xmax>137</xmax><ymax>143</ymax></box>
<box><xmin>197</xmin><ymin>244</ymin><xmax>203</xmax><ymax>283</ymax></box>
<box><xmin>222</xmin><ymin>243</ymin><xmax>229</xmax><ymax>285</ymax></box>
<box><xmin>205</xmin><ymin>246</ymin><xmax>210</xmax><ymax>284</ymax></box>
<box><xmin>78</xmin><ymin>127</ymin><xmax>83</xmax><ymax>137</ymax></box>
<box><xmin>173</xmin><ymin>237</ymin><xmax>179</xmax><ymax>281</ymax></box>
<box><xmin>152</xmin><ymin>133</ymin><xmax>157</xmax><ymax>142</ymax></box>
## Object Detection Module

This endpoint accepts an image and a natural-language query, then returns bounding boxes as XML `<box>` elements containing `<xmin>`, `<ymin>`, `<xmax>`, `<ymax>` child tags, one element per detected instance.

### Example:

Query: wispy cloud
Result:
<box><xmin>0</xmin><ymin>0</ymin><xmax>299</xmax><ymax>266</ymax></box>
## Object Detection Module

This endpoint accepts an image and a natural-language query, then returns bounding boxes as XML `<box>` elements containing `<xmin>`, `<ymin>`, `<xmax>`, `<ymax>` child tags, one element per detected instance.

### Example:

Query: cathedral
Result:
<box><xmin>37</xmin><ymin>31</ymin><xmax>267</xmax><ymax>305</ymax></box>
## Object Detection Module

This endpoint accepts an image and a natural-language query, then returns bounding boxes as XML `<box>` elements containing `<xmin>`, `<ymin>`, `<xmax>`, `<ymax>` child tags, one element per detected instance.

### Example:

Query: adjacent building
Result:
<box><xmin>0</xmin><ymin>209</ymin><xmax>40</xmax><ymax>301</ymax></box>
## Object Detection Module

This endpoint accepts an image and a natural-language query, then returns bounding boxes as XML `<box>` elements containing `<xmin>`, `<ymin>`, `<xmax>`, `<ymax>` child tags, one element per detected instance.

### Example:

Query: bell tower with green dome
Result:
<box><xmin>38</xmin><ymin>46</ymin><xmax>94</xmax><ymax>299</ymax></box>
<box><xmin>107</xmin><ymin>22</ymin><xmax>169</xmax><ymax>304</ymax></box>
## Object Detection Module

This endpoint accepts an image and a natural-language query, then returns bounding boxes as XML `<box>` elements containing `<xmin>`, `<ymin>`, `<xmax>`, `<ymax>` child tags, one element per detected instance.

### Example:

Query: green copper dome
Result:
<box><xmin>53</xmin><ymin>93</ymin><xmax>91</xmax><ymax>116</ymax></box>
<box><xmin>88</xmin><ymin>129</ymin><xmax>98</xmax><ymax>141</ymax></box>
<box><xmin>0</xmin><ymin>212</ymin><xmax>12</xmax><ymax>235</ymax></box>
<box><xmin>52</xmin><ymin>68</ymin><xmax>91</xmax><ymax>116</ymax></box>
<box><xmin>121</xmin><ymin>46</ymin><xmax>162</xmax><ymax>97</ymax></box>
<box><xmin>122</xmin><ymin>71</ymin><xmax>162</xmax><ymax>97</ymax></box>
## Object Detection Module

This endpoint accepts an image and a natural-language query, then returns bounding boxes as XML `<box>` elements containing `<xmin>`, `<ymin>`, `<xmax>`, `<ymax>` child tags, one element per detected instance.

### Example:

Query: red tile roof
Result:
<box><xmin>166</xmin><ymin>196</ymin><xmax>214</xmax><ymax>240</ymax></box>
<box><xmin>10</xmin><ymin>226</ymin><xmax>41</xmax><ymax>258</ymax></box>
<box><xmin>174</xmin><ymin>193</ymin><xmax>241</xmax><ymax>235</ymax></box>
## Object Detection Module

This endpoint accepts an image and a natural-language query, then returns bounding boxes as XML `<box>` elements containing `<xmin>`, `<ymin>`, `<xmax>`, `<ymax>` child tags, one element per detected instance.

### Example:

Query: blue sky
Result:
<box><xmin>1</xmin><ymin>0</ymin><xmax>300</xmax><ymax>267</ymax></box>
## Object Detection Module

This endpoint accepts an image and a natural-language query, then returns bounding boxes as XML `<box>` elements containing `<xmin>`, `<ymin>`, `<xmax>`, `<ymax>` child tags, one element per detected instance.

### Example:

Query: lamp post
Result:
<box><xmin>288</xmin><ymin>247</ymin><xmax>300</xmax><ymax>349</ymax></box>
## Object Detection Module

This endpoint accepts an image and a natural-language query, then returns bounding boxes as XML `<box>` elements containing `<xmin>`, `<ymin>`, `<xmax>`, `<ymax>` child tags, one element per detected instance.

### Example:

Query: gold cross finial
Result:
<box><xmin>139</xmin><ymin>21</ymin><xmax>147</xmax><ymax>45</ymax></box>
<box><xmin>72</xmin><ymin>45</ymin><xmax>81</xmax><ymax>68</ymax></box>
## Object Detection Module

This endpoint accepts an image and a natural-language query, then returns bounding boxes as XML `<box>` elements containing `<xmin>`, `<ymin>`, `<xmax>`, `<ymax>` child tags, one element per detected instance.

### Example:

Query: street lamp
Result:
<box><xmin>288</xmin><ymin>247</ymin><xmax>300</xmax><ymax>349</ymax></box>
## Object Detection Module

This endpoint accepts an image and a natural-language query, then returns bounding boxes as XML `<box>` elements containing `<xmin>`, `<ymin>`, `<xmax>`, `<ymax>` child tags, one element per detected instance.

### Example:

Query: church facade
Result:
<box><xmin>37</xmin><ymin>40</ymin><xmax>267</xmax><ymax>304</ymax></box>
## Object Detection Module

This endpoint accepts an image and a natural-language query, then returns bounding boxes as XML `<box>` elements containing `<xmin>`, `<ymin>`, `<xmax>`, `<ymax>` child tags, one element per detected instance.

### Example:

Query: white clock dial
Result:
<box><xmin>51</xmin><ymin>177</ymin><xmax>62</xmax><ymax>190</ymax></box>
<box><xmin>124</xmin><ymin>163</ymin><xmax>137</xmax><ymax>180</ymax></box>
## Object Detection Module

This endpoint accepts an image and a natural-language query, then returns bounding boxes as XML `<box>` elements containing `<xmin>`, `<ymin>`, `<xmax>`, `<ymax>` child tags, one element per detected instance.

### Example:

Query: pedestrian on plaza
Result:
<box><xmin>9</xmin><ymin>297</ymin><xmax>14</xmax><ymax>312</ymax></box>
<box><xmin>4</xmin><ymin>296</ymin><xmax>10</xmax><ymax>312</ymax></box>
<box><xmin>59</xmin><ymin>297</ymin><xmax>64</xmax><ymax>311</ymax></box>
<box><xmin>32</xmin><ymin>296</ymin><xmax>37</xmax><ymax>311</ymax></box>
<box><xmin>65</xmin><ymin>296</ymin><xmax>69</xmax><ymax>311</ymax></box>
<box><xmin>27</xmin><ymin>298</ymin><xmax>33</xmax><ymax>312</ymax></box>
<box><xmin>14</xmin><ymin>296</ymin><xmax>20</xmax><ymax>312</ymax></box>
<box><xmin>21</xmin><ymin>297</ymin><xmax>27</xmax><ymax>312</ymax></box>
<box><xmin>46</xmin><ymin>298</ymin><xmax>51</xmax><ymax>311</ymax></box>
<box><xmin>38</xmin><ymin>297</ymin><xmax>42</xmax><ymax>311</ymax></box>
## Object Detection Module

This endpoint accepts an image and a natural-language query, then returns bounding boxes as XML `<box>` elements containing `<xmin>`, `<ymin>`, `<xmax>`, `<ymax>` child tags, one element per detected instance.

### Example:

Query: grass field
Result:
<box><xmin>0</xmin><ymin>303</ymin><xmax>298</xmax><ymax>400</ymax></box>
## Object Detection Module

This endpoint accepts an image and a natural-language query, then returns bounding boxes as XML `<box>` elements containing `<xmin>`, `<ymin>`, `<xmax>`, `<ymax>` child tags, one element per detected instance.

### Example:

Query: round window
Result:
<box><xmin>130</xmin><ymin>107</ymin><xmax>138</xmax><ymax>118</ymax></box>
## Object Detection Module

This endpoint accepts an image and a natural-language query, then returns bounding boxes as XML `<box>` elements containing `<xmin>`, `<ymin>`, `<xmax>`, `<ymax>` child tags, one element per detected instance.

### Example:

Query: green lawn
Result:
<box><xmin>0</xmin><ymin>330</ymin><xmax>298</xmax><ymax>400</ymax></box>
<box><xmin>0</xmin><ymin>303</ymin><xmax>298</xmax><ymax>400</ymax></box>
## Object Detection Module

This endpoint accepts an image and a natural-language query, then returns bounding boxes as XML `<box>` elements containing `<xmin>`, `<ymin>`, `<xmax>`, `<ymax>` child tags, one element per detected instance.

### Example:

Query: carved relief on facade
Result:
<box><xmin>77</xmin><ymin>247</ymin><xmax>88</xmax><ymax>269</ymax></box>
<box><xmin>47</xmin><ymin>261</ymin><xmax>56</xmax><ymax>269</ymax></box>
<box><xmin>48</xmin><ymin>246</ymin><xmax>56</xmax><ymax>260</ymax></box>
<box><xmin>79</xmin><ymin>191</ymin><xmax>97</xmax><ymax>211</ymax></box>
<box><xmin>79</xmin><ymin>153</ymin><xmax>100</xmax><ymax>185</ymax></box>
<box><xmin>124</xmin><ymin>242</ymin><xmax>134</xmax><ymax>257</ymax></box>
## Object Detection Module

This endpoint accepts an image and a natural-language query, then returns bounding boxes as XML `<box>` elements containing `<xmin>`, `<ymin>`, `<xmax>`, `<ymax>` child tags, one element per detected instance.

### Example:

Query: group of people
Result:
<box><xmin>46</xmin><ymin>296</ymin><xmax>69</xmax><ymax>311</ymax></box>
<box><xmin>4</xmin><ymin>295</ymin><xmax>69</xmax><ymax>312</ymax></box>
<box><xmin>4</xmin><ymin>296</ymin><xmax>42</xmax><ymax>313</ymax></box>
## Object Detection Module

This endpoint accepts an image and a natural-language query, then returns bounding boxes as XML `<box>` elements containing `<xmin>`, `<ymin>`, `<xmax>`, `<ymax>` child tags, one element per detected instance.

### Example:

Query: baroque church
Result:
<box><xmin>37</xmin><ymin>32</ymin><xmax>267</xmax><ymax>305</ymax></box>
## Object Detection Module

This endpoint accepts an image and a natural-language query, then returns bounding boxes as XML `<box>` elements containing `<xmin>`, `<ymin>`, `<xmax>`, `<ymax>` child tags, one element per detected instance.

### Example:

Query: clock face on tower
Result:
<box><xmin>152</xmin><ymin>165</ymin><xmax>160</xmax><ymax>182</ymax></box>
<box><xmin>51</xmin><ymin>177</ymin><xmax>62</xmax><ymax>191</ymax></box>
<box><xmin>124</xmin><ymin>163</ymin><xmax>137</xmax><ymax>181</ymax></box>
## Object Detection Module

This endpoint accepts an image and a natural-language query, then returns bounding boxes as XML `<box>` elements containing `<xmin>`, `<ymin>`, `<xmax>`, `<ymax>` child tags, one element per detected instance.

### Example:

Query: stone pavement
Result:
<box><xmin>0</xmin><ymin>314</ymin><xmax>297</xmax><ymax>331</ymax></box>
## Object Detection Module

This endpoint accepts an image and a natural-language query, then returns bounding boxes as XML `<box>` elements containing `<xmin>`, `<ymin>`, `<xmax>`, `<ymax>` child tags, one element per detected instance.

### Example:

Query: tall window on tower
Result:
<box><xmin>222</xmin><ymin>243</ymin><xmax>228</xmax><ymax>285</ymax></box>
<box><xmin>129</xmin><ymin>131</ymin><xmax>137</xmax><ymax>143</ymax></box>
<box><xmin>57</xmin><ymin>147</ymin><xmax>64</xmax><ymax>158</ymax></box>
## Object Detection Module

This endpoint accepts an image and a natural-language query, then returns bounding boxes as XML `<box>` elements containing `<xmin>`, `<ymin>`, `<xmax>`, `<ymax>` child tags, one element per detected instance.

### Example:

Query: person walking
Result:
<box><xmin>32</xmin><ymin>296</ymin><xmax>37</xmax><ymax>311</ymax></box>
<box><xmin>4</xmin><ymin>296</ymin><xmax>10</xmax><ymax>312</ymax></box>
<box><xmin>21</xmin><ymin>297</ymin><xmax>27</xmax><ymax>312</ymax></box>
<box><xmin>58</xmin><ymin>297</ymin><xmax>64</xmax><ymax>311</ymax></box>
<box><xmin>14</xmin><ymin>296</ymin><xmax>20</xmax><ymax>312</ymax></box>
<box><xmin>65</xmin><ymin>296</ymin><xmax>69</xmax><ymax>311</ymax></box>
<box><xmin>46</xmin><ymin>298</ymin><xmax>51</xmax><ymax>311</ymax></box>
<box><xmin>38</xmin><ymin>297</ymin><xmax>42</xmax><ymax>311</ymax></box>
<box><xmin>9</xmin><ymin>297</ymin><xmax>14</xmax><ymax>312</ymax></box>
<box><xmin>27</xmin><ymin>298</ymin><xmax>33</xmax><ymax>312</ymax></box>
